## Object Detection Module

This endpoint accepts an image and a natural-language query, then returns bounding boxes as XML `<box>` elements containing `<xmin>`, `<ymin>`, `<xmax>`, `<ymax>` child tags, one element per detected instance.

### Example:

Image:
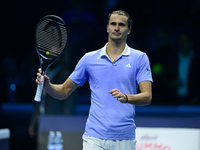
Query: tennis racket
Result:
<box><xmin>34</xmin><ymin>15</ymin><xmax>68</xmax><ymax>102</ymax></box>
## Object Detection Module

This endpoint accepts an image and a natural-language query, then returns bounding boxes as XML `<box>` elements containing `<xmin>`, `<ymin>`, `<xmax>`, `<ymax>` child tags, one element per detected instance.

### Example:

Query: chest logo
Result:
<box><xmin>125</xmin><ymin>63</ymin><xmax>131</xmax><ymax>68</ymax></box>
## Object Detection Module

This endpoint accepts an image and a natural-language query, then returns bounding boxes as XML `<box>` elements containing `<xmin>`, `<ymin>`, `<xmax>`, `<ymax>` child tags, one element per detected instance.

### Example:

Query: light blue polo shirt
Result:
<box><xmin>69</xmin><ymin>43</ymin><xmax>153</xmax><ymax>140</ymax></box>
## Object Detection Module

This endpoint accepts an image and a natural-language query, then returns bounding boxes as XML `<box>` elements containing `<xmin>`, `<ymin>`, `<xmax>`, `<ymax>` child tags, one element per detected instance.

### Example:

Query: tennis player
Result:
<box><xmin>36</xmin><ymin>10</ymin><xmax>153</xmax><ymax>150</ymax></box>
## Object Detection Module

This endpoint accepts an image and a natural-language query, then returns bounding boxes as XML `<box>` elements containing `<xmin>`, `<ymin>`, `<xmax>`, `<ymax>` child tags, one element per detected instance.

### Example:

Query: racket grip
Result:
<box><xmin>34</xmin><ymin>75</ymin><xmax>44</xmax><ymax>102</ymax></box>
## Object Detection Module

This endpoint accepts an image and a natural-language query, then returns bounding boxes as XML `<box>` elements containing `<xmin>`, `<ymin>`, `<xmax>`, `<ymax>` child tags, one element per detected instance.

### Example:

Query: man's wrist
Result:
<box><xmin>124</xmin><ymin>94</ymin><xmax>128</xmax><ymax>103</ymax></box>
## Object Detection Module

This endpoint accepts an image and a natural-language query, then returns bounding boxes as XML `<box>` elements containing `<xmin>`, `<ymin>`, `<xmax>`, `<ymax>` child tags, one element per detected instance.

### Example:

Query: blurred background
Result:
<box><xmin>0</xmin><ymin>0</ymin><xmax>200</xmax><ymax>149</ymax></box>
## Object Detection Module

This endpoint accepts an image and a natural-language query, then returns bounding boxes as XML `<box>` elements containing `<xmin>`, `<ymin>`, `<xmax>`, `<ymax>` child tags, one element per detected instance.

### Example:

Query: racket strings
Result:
<box><xmin>36</xmin><ymin>32</ymin><xmax>63</xmax><ymax>54</ymax></box>
<box><xmin>36</xmin><ymin>27</ymin><xmax>66</xmax><ymax>51</ymax></box>
<box><xmin>36</xmin><ymin>18</ymin><xmax>67</xmax><ymax>58</ymax></box>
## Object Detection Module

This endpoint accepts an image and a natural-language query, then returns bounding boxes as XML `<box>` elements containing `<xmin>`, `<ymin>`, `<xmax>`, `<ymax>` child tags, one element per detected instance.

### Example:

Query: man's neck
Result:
<box><xmin>106</xmin><ymin>40</ymin><xmax>126</xmax><ymax>55</ymax></box>
<box><xmin>106</xmin><ymin>41</ymin><xmax>126</xmax><ymax>63</ymax></box>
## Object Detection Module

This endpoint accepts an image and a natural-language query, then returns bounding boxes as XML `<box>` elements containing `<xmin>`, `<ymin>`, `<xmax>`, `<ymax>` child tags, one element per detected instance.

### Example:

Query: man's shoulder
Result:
<box><xmin>129</xmin><ymin>47</ymin><xmax>146</xmax><ymax>56</ymax></box>
<box><xmin>83</xmin><ymin>48</ymin><xmax>102</xmax><ymax>59</ymax></box>
<box><xmin>78</xmin><ymin>49</ymin><xmax>102</xmax><ymax>64</ymax></box>
<box><xmin>85</xmin><ymin>49</ymin><xmax>101</xmax><ymax>56</ymax></box>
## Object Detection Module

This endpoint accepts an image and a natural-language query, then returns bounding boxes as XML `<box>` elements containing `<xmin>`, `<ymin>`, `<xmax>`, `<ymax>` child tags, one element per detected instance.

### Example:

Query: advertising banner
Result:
<box><xmin>136</xmin><ymin>127</ymin><xmax>200</xmax><ymax>150</ymax></box>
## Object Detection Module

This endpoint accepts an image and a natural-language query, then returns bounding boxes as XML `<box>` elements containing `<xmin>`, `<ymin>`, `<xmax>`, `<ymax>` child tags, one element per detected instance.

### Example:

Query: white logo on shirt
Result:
<box><xmin>125</xmin><ymin>63</ymin><xmax>131</xmax><ymax>68</ymax></box>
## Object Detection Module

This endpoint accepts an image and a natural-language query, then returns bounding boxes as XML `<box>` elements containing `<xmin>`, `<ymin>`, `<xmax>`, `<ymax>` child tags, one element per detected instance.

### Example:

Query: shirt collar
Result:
<box><xmin>100</xmin><ymin>43</ymin><xmax>130</xmax><ymax>57</ymax></box>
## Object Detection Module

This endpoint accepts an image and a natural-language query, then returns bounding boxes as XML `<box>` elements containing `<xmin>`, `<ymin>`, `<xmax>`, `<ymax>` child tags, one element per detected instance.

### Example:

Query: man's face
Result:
<box><xmin>107</xmin><ymin>14</ymin><xmax>131</xmax><ymax>43</ymax></box>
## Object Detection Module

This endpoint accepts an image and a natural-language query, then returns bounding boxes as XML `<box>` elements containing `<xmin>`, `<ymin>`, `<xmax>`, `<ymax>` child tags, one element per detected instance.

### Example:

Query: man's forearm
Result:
<box><xmin>43</xmin><ymin>78</ymin><xmax>79</xmax><ymax>100</ymax></box>
<box><xmin>44</xmin><ymin>82</ymin><xmax>69</xmax><ymax>100</ymax></box>
<box><xmin>126</xmin><ymin>92</ymin><xmax>152</xmax><ymax>106</ymax></box>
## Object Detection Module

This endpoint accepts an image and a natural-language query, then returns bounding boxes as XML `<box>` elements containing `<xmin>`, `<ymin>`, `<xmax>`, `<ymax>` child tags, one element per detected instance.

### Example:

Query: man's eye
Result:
<box><xmin>119</xmin><ymin>23</ymin><xmax>125</xmax><ymax>26</ymax></box>
<box><xmin>110</xmin><ymin>22</ymin><xmax>116</xmax><ymax>25</ymax></box>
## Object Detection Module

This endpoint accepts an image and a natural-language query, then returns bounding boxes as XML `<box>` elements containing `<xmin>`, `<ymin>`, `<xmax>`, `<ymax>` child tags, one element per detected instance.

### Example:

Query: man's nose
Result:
<box><xmin>114</xmin><ymin>25</ymin><xmax>119</xmax><ymax>30</ymax></box>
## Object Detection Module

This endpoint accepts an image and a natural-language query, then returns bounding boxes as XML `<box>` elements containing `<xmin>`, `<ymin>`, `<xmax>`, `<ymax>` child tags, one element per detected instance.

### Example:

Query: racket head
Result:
<box><xmin>34</xmin><ymin>15</ymin><xmax>68</xmax><ymax>61</ymax></box>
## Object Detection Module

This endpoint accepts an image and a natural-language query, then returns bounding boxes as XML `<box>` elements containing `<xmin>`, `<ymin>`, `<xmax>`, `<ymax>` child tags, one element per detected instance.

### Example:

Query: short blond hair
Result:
<box><xmin>108</xmin><ymin>10</ymin><xmax>132</xmax><ymax>28</ymax></box>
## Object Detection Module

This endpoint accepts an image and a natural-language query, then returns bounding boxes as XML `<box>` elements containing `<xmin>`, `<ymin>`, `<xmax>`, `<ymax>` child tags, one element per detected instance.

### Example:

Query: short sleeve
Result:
<box><xmin>136</xmin><ymin>53</ymin><xmax>153</xmax><ymax>84</ymax></box>
<box><xmin>69</xmin><ymin>54</ymin><xmax>88</xmax><ymax>86</ymax></box>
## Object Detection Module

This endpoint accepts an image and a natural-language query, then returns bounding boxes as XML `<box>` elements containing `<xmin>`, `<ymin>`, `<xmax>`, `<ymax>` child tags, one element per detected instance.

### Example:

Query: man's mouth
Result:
<box><xmin>113</xmin><ymin>32</ymin><xmax>120</xmax><ymax>36</ymax></box>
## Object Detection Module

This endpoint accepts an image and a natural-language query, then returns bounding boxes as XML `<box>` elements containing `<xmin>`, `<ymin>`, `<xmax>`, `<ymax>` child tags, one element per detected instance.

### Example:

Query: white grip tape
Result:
<box><xmin>34</xmin><ymin>75</ymin><xmax>44</xmax><ymax>102</ymax></box>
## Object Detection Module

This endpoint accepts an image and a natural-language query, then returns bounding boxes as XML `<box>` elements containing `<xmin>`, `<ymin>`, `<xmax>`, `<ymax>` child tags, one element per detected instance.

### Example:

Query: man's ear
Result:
<box><xmin>106</xmin><ymin>25</ymin><xmax>109</xmax><ymax>33</ymax></box>
<box><xmin>127</xmin><ymin>28</ymin><xmax>131</xmax><ymax>35</ymax></box>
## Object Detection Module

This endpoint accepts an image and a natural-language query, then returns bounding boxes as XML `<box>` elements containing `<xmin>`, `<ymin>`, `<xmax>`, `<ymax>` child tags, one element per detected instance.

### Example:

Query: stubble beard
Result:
<box><xmin>110</xmin><ymin>35</ymin><xmax>126</xmax><ymax>43</ymax></box>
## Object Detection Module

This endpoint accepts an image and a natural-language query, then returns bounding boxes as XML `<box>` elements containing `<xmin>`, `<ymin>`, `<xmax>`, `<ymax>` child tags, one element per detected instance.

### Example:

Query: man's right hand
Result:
<box><xmin>35</xmin><ymin>68</ymin><xmax>50</xmax><ymax>88</ymax></box>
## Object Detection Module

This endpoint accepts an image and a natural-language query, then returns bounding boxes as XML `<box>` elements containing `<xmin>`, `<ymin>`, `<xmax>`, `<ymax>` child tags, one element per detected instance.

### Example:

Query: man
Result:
<box><xmin>36</xmin><ymin>10</ymin><xmax>153</xmax><ymax>150</ymax></box>
<box><xmin>164</xmin><ymin>33</ymin><xmax>200</xmax><ymax>105</ymax></box>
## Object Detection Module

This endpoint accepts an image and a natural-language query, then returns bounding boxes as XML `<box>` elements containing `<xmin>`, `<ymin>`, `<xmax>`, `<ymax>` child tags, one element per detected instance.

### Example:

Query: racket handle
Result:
<box><xmin>34</xmin><ymin>75</ymin><xmax>44</xmax><ymax>102</ymax></box>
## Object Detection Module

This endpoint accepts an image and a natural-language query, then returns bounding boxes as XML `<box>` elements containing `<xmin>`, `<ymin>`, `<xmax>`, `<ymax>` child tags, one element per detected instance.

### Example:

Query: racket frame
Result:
<box><xmin>34</xmin><ymin>15</ymin><xmax>68</xmax><ymax>102</ymax></box>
